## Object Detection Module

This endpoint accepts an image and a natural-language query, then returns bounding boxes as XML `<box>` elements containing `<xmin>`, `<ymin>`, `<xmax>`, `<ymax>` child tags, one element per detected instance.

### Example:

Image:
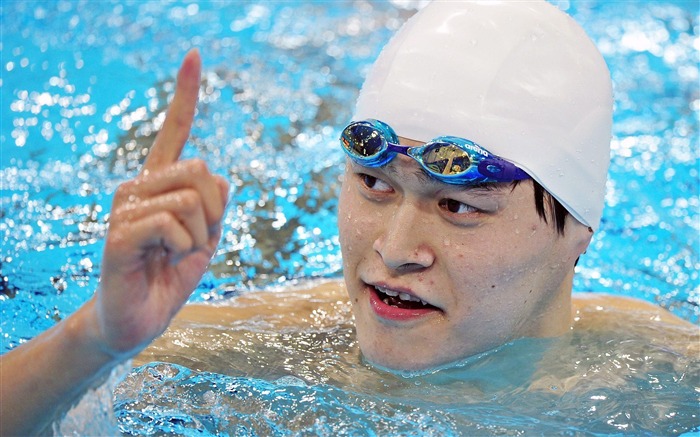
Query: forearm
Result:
<box><xmin>0</xmin><ymin>298</ymin><xmax>123</xmax><ymax>436</ymax></box>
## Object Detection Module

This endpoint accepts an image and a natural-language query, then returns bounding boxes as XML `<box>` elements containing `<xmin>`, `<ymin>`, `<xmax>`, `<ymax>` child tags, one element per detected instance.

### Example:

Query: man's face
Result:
<box><xmin>338</xmin><ymin>139</ymin><xmax>592</xmax><ymax>371</ymax></box>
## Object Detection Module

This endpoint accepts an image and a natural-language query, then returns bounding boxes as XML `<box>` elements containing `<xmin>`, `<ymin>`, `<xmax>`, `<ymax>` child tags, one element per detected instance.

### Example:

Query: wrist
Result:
<box><xmin>64</xmin><ymin>297</ymin><xmax>128</xmax><ymax>368</ymax></box>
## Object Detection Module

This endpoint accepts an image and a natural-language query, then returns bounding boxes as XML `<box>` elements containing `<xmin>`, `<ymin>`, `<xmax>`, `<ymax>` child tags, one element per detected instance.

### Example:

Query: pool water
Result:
<box><xmin>2</xmin><ymin>0</ymin><xmax>698</xmax><ymax>435</ymax></box>
<box><xmin>113</xmin><ymin>283</ymin><xmax>698</xmax><ymax>435</ymax></box>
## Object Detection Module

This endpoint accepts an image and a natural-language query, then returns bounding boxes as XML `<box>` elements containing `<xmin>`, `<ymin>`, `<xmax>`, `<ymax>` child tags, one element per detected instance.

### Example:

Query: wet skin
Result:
<box><xmin>338</xmin><ymin>137</ymin><xmax>593</xmax><ymax>371</ymax></box>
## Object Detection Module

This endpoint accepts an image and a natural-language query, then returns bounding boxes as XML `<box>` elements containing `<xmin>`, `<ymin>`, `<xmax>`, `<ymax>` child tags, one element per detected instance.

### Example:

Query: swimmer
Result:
<box><xmin>0</xmin><ymin>1</ymin><xmax>694</xmax><ymax>435</ymax></box>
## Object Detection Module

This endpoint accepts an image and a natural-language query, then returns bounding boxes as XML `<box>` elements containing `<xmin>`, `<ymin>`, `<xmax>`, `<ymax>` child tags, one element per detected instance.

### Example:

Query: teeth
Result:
<box><xmin>376</xmin><ymin>286</ymin><xmax>428</xmax><ymax>305</ymax></box>
<box><xmin>399</xmin><ymin>292</ymin><xmax>414</xmax><ymax>301</ymax></box>
<box><xmin>381</xmin><ymin>288</ymin><xmax>399</xmax><ymax>297</ymax></box>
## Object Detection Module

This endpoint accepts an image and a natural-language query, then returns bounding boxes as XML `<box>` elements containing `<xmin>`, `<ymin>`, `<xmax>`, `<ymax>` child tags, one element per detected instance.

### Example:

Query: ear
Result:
<box><xmin>566</xmin><ymin>219</ymin><xmax>594</xmax><ymax>258</ymax></box>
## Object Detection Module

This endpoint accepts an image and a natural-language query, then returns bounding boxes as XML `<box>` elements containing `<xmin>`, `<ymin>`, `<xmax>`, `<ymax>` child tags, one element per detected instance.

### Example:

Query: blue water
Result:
<box><xmin>2</xmin><ymin>0</ymin><xmax>699</xmax><ymax>435</ymax></box>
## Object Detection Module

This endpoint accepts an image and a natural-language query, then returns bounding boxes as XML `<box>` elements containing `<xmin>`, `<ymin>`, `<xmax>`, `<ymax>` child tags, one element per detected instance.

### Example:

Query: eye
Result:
<box><xmin>359</xmin><ymin>173</ymin><xmax>393</xmax><ymax>193</ymax></box>
<box><xmin>438</xmin><ymin>198</ymin><xmax>478</xmax><ymax>214</ymax></box>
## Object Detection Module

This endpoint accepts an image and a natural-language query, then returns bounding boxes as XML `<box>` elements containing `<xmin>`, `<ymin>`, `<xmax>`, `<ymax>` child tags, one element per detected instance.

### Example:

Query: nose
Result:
<box><xmin>372</xmin><ymin>202</ymin><xmax>435</xmax><ymax>272</ymax></box>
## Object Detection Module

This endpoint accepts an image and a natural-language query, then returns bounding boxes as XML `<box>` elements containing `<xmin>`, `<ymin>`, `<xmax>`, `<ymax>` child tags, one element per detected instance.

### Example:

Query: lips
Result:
<box><xmin>368</xmin><ymin>283</ymin><xmax>441</xmax><ymax>321</ymax></box>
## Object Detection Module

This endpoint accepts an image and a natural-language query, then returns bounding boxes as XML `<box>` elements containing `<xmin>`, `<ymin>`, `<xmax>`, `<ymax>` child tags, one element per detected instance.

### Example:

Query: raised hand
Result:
<box><xmin>91</xmin><ymin>49</ymin><xmax>229</xmax><ymax>358</ymax></box>
<box><xmin>0</xmin><ymin>50</ymin><xmax>230</xmax><ymax>436</ymax></box>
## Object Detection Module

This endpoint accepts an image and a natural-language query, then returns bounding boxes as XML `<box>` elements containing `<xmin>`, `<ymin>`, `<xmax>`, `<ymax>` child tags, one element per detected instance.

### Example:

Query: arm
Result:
<box><xmin>0</xmin><ymin>49</ymin><xmax>228</xmax><ymax>436</ymax></box>
<box><xmin>0</xmin><ymin>300</ymin><xmax>121</xmax><ymax>436</ymax></box>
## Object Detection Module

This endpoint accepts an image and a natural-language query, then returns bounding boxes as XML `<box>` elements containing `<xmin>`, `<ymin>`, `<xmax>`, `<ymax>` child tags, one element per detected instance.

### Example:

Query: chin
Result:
<box><xmin>362</xmin><ymin>349</ymin><xmax>468</xmax><ymax>374</ymax></box>
<box><xmin>363</xmin><ymin>352</ymin><xmax>433</xmax><ymax>372</ymax></box>
<box><xmin>356</xmin><ymin>330</ymin><xmax>502</xmax><ymax>373</ymax></box>
<box><xmin>357</xmin><ymin>339</ymin><xmax>454</xmax><ymax>372</ymax></box>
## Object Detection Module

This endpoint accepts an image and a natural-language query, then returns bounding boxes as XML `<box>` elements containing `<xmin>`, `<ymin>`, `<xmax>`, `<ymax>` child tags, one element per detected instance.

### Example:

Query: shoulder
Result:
<box><xmin>571</xmin><ymin>292</ymin><xmax>698</xmax><ymax>357</ymax></box>
<box><xmin>572</xmin><ymin>292</ymin><xmax>694</xmax><ymax>327</ymax></box>
<box><xmin>175</xmin><ymin>279</ymin><xmax>349</xmax><ymax>327</ymax></box>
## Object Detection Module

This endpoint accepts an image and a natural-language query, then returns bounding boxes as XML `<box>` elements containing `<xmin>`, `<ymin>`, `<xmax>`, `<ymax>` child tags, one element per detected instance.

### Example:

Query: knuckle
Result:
<box><xmin>185</xmin><ymin>158</ymin><xmax>209</xmax><ymax>175</ymax></box>
<box><xmin>176</xmin><ymin>189</ymin><xmax>201</xmax><ymax>211</ymax></box>
<box><xmin>172</xmin><ymin>109</ymin><xmax>192</xmax><ymax>128</ymax></box>
<box><xmin>105</xmin><ymin>227</ymin><xmax>126</xmax><ymax>246</ymax></box>
<box><xmin>113</xmin><ymin>182</ymin><xmax>133</xmax><ymax>201</ymax></box>
<box><xmin>152</xmin><ymin>211</ymin><xmax>178</xmax><ymax>233</ymax></box>
<box><xmin>112</xmin><ymin>201</ymin><xmax>138</xmax><ymax>220</ymax></box>
<box><xmin>168</xmin><ymin>115</ymin><xmax>191</xmax><ymax>143</ymax></box>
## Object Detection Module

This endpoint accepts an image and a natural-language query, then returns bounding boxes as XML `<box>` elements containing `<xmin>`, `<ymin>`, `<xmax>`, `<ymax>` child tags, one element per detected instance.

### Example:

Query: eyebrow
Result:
<box><xmin>384</xmin><ymin>162</ymin><xmax>433</xmax><ymax>184</ymax></box>
<box><xmin>383</xmin><ymin>162</ymin><xmax>510</xmax><ymax>195</ymax></box>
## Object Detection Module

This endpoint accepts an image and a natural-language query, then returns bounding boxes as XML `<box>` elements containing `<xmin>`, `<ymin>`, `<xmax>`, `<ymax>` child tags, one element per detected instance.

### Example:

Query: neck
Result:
<box><xmin>524</xmin><ymin>269</ymin><xmax>574</xmax><ymax>339</ymax></box>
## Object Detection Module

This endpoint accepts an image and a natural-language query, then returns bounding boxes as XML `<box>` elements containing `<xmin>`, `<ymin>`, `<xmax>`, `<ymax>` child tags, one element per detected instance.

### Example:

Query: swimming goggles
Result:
<box><xmin>340</xmin><ymin>119</ymin><xmax>530</xmax><ymax>185</ymax></box>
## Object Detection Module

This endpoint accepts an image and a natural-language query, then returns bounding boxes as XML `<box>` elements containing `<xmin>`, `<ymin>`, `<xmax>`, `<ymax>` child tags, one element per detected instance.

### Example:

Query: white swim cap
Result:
<box><xmin>354</xmin><ymin>0</ymin><xmax>613</xmax><ymax>230</ymax></box>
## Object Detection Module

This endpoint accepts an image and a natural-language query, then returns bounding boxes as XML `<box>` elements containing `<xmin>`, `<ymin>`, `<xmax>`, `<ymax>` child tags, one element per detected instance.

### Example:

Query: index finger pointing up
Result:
<box><xmin>143</xmin><ymin>49</ymin><xmax>202</xmax><ymax>173</ymax></box>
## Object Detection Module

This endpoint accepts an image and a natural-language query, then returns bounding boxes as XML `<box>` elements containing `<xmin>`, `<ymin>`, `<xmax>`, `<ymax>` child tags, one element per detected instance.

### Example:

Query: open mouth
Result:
<box><xmin>373</xmin><ymin>285</ymin><xmax>439</xmax><ymax>311</ymax></box>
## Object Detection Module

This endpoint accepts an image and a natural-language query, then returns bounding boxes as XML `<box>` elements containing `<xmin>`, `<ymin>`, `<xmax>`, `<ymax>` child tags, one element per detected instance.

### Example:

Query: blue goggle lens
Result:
<box><xmin>419</xmin><ymin>142</ymin><xmax>472</xmax><ymax>176</ymax></box>
<box><xmin>341</xmin><ymin>123</ymin><xmax>385</xmax><ymax>157</ymax></box>
<box><xmin>340</xmin><ymin>119</ymin><xmax>529</xmax><ymax>184</ymax></box>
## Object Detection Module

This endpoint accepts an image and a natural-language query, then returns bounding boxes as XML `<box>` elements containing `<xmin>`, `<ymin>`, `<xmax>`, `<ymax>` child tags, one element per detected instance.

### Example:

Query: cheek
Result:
<box><xmin>447</xmin><ymin>241</ymin><xmax>509</xmax><ymax>290</ymax></box>
<box><xmin>337</xmin><ymin>181</ymin><xmax>352</xmax><ymax>245</ymax></box>
<box><xmin>443</xmin><ymin>222</ymin><xmax>555</xmax><ymax>289</ymax></box>
<box><xmin>337</xmin><ymin>181</ymin><xmax>380</xmax><ymax>262</ymax></box>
